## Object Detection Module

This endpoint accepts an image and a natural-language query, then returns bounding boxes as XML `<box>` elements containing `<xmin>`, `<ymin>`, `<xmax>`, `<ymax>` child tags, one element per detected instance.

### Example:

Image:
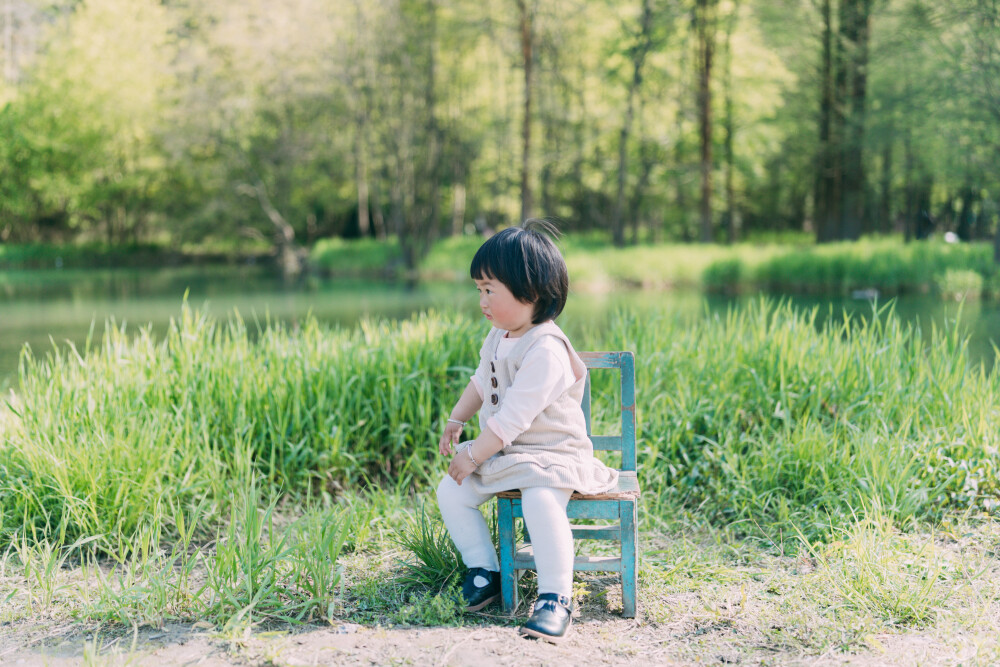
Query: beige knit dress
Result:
<box><xmin>459</xmin><ymin>321</ymin><xmax>619</xmax><ymax>495</ymax></box>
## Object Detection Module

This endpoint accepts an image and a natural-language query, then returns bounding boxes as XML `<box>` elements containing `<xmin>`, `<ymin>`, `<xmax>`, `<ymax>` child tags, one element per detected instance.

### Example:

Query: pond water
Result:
<box><xmin>1</xmin><ymin>266</ymin><xmax>998</xmax><ymax>390</ymax></box>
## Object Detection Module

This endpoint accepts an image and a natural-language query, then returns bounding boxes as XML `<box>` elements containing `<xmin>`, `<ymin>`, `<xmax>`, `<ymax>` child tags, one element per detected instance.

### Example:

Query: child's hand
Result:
<box><xmin>448</xmin><ymin>446</ymin><xmax>478</xmax><ymax>485</ymax></box>
<box><xmin>438</xmin><ymin>421</ymin><xmax>464</xmax><ymax>455</ymax></box>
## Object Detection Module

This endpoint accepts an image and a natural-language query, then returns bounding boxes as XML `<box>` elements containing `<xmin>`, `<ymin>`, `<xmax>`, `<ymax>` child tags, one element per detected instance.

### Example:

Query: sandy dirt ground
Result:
<box><xmin>2</xmin><ymin>611</ymin><xmax>993</xmax><ymax>666</ymax></box>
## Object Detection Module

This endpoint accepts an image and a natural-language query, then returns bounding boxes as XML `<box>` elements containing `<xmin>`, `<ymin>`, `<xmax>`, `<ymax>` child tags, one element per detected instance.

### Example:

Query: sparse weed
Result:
<box><xmin>80</xmin><ymin>626</ymin><xmax>141</xmax><ymax>667</ymax></box>
<box><xmin>287</xmin><ymin>506</ymin><xmax>350</xmax><ymax>622</ymax></box>
<box><xmin>12</xmin><ymin>532</ymin><xmax>102</xmax><ymax>612</ymax></box>
<box><xmin>201</xmin><ymin>471</ymin><xmax>296</xmax><ymax>629</ymax></box>
<box><xmin>803</xmin><ymin>502</ymin><xmax>953</xmax><ymax>626</ymax></box>
<box><xmin>390</xmin><ymin>583</ymin><xmax>465</xmax><ymax>627</ymax></box>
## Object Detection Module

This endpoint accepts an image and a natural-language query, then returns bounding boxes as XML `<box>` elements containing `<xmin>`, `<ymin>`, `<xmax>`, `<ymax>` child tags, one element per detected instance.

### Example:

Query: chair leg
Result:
<box><xmin>620</xmin><ymin>499</ymin><xmax>637</xmax><ymax>618</ymax></box>
<box><xmin>498</xmin><ymin>497</ymin><xmax>518</xmax><ymax>613</ymax></box>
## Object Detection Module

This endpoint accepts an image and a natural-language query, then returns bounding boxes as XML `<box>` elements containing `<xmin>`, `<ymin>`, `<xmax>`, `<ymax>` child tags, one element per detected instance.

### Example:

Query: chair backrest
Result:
<box><xmin>578</xmin><ymin>351</ymin><xmax>636</xmax><ymax>472</ymax></box>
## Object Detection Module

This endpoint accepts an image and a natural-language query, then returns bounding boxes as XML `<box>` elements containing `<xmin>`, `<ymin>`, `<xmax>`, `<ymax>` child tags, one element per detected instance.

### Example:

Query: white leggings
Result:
<box><xmin>436</xmin><ymin>475</ymin><xmax>574</xmax><ymax>597</ymax></box>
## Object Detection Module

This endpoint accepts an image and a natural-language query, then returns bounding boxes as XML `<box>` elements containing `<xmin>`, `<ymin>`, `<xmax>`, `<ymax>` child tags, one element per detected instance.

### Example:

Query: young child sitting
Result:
<box><xmin>436</xmin><ymin>219</ymin><xmax>618</xmax><ymax>643</ymax></box>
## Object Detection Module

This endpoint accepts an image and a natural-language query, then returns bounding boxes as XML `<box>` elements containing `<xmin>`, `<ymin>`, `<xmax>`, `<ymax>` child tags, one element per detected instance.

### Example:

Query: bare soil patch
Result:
<box><xmin>2</xmin><ymin>607</ymin><xmax>996</xmax><ymax>666</ymax></box>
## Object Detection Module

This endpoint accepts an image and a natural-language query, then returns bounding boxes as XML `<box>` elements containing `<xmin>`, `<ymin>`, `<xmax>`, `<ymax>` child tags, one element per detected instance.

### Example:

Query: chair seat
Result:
<box><xmin>496</xmin><ymin>470</ymin><xmax>640</xmax><ymax>501</ymax></box>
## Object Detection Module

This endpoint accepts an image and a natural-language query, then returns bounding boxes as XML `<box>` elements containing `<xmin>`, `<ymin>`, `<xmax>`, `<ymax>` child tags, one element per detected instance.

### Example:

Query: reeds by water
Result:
<box><xmin>313</xmin><ymin>235</ymin><xmax>1000</xmax><ymax>299</ymax></box>
<box><xmin>1</xmin><ymin>305</ymin><xmax>482</xmax><ymax>547</ymax></box>
<box><xmin>2</xmin><ymin>299</ymin><xmax>997</xmax><ymax>553</ymax></box>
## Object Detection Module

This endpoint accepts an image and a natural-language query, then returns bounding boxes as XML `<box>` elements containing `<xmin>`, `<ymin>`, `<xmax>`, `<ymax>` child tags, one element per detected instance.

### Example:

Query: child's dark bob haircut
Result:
<box><xmin>470</xmin><ymin>219</ymin><xmax>569</xmax><ymax>324</ymax></box>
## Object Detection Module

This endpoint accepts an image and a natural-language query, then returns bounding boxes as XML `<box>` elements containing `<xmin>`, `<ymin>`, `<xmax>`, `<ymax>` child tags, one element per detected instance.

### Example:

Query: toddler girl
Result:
<box><xmin>436</xmin><ymin>219</ymin><xmax>618</xmax><ymax>643</ymax></box>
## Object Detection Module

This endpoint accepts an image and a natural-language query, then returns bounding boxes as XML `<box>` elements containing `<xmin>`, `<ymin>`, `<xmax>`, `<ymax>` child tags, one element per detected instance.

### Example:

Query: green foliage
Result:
<box><xmin>10</xmin><ymin>534</ymin><xmax>100</xmax><ymax>613</ymax></box>
<box><xmin>0</xmin><ymin>0</ymin><xmax>176</xmax><ymax>243</ymax></box>
<box><xmin>74</xmin><ymin>474</ymin><xmax>352</xmax><ymax>628</ymax></box>
<box><xmin>3</xmin><ymin>0</ymin><xmax>997</xmax><ymax>252</ymax></box>
<box><xmin>393</xmin><ymin>498</ymin><xmax>503</xmax><ymax>594</ymax></box>
<box><xmin>325</xmin><ymin>235</ymin><xmax>999</xmax><ymax>300</ymax></box>
<box><xmin>315</xmin><ymin>236</ymin><xmax>1000</xmax><ymax>301</ymax></box>
<box><xmin>201</xmin><ymin>472</ymin><xmax>306</xmax><ymax>628</ymax></box>
<box><xmin>701</xmin><ymin>257</ymin><xmax>744</xmax><ymax>292</ymax></box>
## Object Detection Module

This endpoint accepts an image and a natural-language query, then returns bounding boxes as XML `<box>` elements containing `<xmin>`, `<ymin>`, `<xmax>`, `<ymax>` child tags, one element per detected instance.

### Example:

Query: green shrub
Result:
<box><xmin>311</xmin><ymin>237</ymin><xmax>403</xmax><ymax>275</ymax></box>
<box><xmin>935</xmin><ymin>269</ymin><xmax>984</xmax><ymax>300</ymax></box>
<box><xmin>753</xmin><ymin>239</ymin><xmax>995</xmax><ymax>296</ymax></box>
<box><xmin>702</xmin><ymin>258</ymin><xmax>743</xmax><ymax>292</ymax></box>
<box><xmin>0</xmin><ymin>242</ymin><xmax>170</xmax><ymax>270</ymax></box>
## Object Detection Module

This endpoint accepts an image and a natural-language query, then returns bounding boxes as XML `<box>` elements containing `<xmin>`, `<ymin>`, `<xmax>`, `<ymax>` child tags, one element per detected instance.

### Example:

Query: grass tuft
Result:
<box><xmin>394</xmin><ymin>501</ymin><xmax>464</xmax><ymax>590</ymax></box>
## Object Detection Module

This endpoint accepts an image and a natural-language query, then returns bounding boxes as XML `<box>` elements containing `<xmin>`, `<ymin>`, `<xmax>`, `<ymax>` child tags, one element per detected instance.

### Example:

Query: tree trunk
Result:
<box><xmin>242</xmin><ymin>179</ymin><xmax>305</xmax><ymax>278</ymax></box>
<box><xmin>540</xmin><ymin>163</ymin><xmax>553</xmax><ymax>219</ymax></box>
<box><xmin>902</xmin><ymin>127</ymin><xmax>913</xmax><ymax>242</ymax></box>
<box><xmin>975</xmin><ymin>193</ymin><xmax>993</xmax><ymax>240</ymax></box>
<box><xmin>451</xmin><ymin>182</ymin><xmax>466</xmax><ymax>236</ymax></box>
<box><xmin>815</xmin><ymin>0</ymin><xmax>838</xmax><ymax>243</ymax></box>
<box><xmin>385</xmin><ymin>0</ymin><xmax>442</xmax><ymax>278</ymax></box>
<box><xmin>3</xmin><ymin>0</ymin><xmax>14</xmax><ymax>83</ymax></box>
<box><xmin>939</xmin><ymin>192</ymin><xmax>955</xmax><ymax>232</ymax></box>
<box><xmin>878</xmin><ymin>127</ymin><xmax>892</xmax><ymax>235</ymax></box>
<box><xmin>612</xmin><ymin>0</ymin><xmax>653</xmax><ymax>247</ymax></box>
<box><xmin>957</xmin><ymin>186</ymin><xmax>976</xmax><ymax>241</ymax></box>
<box><xmin>371</xmin><ymin>169</ymin><xmax>387</xmax><ymax>241</ymax></box>
<box><xmin>722</xmin><ymin>0</ymin><xmax>738</xmax><ymax>244</ymax></box>
<box><xmin>694</xmin><ymin>0</ymin><xmax>717</xmax><ymax>243</ymax></box>
<box><xmin>914</xmin><ymin>178</ymin><xmax>933</xmax><ymax>240</ymax></box>
<box><xmin>994</xmin><ymin>211</ymin><xmax>1000</xmax><ymax>264</ymax></box>
<box><xmin>423</xmin><ymin>0</ymin><xmax>442</xmax><ymax>248</ymax></box>
<box><xmin>516</xmin><ymin>0</ymin><xmax>534</xmax><ymax>222</ymax></box>
<box><xmin>629</xmin><ymin>116</ymin><xmax>655</xmax><ymax>245</ymax></box>
<box><xmin>839</xmin><ymin>0</ymin><xmax>871</xmax><ymax>241</ymax></box>
<box><xmin>354</xmin><ymin>128</ymin><xmax>370</xmax><ymax>237</ymax></box>
<box><xmin>675</xmin><ymin>25</ymin><xmax>690</xmax><ymax>242</ymax></box>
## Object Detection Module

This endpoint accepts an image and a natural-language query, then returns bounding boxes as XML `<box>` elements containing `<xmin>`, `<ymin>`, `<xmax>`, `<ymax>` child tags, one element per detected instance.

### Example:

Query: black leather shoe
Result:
<box><xmin>461</xmin><ymin>568</ymin><xmax>500</xmax><ymax>612</ymax></box>
<box><xmin>518</xmin><ymin>593</ymin><xmax>573</xmax><ymax>643</ymax></box>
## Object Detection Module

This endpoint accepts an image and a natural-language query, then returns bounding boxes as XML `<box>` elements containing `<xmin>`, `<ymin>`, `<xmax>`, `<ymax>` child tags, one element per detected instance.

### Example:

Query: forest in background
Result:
<box><xmin>1</xmin><ymin>0</ymin><xmax>999</xmax><ymax>274</ymax></box>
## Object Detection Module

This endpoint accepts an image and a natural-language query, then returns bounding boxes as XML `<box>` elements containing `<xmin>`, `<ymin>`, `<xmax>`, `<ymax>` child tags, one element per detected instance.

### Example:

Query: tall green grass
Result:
<box><xmin>592</xmin><ymin>300</ymin><xmax>1000</xmax><ymax>539</ymax></box>
<box><xmin>1</xmin><ymin>299</ymin><xmax>998</xmax><ymax>553</ymax></box>
<box><xmin>704</xmin><ymin>238</ymin><xmax>1000</xmax><ymax>298</ymax></box>
<box><xmin>0</xmin><ymin>304</ymin><xmax>481</xmax><ymax>547</ymax></box>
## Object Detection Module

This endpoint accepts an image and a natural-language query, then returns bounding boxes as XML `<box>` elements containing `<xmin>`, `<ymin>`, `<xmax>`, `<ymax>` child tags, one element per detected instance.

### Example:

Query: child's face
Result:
<box><xmin>474</xmin><ymin>276</ymin><xmax>535</xmax><ymax>337</ymax></box>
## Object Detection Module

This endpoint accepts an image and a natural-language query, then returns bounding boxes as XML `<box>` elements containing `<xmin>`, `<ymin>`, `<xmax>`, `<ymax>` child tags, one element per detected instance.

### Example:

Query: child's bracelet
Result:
<box><xmin>447</xmin><ymin>418</ymin><xmax>466</xmax><ymax>427</ymax></box>
<box><xmin>467</xmin><ymin>446</ymin><xmax>480</xmax><ymax>467</ymax></box>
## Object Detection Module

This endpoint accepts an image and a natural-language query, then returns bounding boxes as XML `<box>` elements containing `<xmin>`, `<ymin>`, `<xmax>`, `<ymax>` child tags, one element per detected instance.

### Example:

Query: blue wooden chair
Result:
<box><xmin>497</xmin><ymin>351</ymin><xmax>640</xmax><ymax>617</ymax></box>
